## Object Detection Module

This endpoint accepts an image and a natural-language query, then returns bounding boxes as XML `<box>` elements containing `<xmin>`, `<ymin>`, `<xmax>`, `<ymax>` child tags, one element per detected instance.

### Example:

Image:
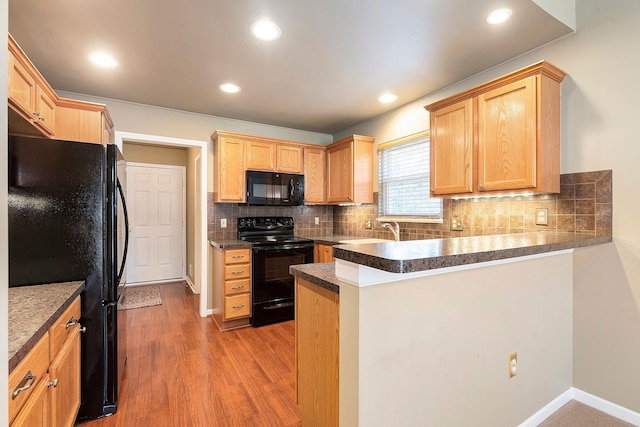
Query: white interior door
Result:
<box><xmin>126</xmin><ymin>164</ymin><xmax>185</xmax><ymax>284</ymax></box>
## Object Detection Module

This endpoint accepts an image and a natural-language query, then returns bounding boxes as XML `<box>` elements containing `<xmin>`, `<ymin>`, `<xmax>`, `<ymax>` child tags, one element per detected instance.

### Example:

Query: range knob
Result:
<box><xmin>239</xmin><ymin>219</ymin><xmax>246</xmax><ymax>228</ymax></box>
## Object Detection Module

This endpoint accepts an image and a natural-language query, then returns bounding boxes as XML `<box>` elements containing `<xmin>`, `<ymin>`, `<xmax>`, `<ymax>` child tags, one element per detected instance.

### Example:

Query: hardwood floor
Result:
<box><xmin>79</xmin><ymin>282</ymin><xmax>301</xmax><ymax>426</ymax></box>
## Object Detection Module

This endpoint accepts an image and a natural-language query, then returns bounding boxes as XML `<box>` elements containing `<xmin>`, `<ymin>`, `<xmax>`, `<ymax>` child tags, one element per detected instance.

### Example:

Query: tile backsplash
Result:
<box><xmin>208</xmin><ymin>170</ymin><xmax>612</xmax><ymax>241</ymax></box>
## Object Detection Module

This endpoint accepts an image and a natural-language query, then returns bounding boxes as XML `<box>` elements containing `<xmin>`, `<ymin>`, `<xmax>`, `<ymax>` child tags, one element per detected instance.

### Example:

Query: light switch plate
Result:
<box><xmin>221</xmin><ymin>218</ymin><xmax>227</xmax><ymax>228</ymax></box>
<box><xmin>535</xmin><ymin>208</ymin><xmax>549</xmax><ymax>226</ymax></box>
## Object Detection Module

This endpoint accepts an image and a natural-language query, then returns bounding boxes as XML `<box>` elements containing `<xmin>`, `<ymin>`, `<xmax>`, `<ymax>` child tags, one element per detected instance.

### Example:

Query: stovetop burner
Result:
<box><xmin>237</xmin><ymin>216</ymin><xmax>313</xmax><ymax>247</ymax></box>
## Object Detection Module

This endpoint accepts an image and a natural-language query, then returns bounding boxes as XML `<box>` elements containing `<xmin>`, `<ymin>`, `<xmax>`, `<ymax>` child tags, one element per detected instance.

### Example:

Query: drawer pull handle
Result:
<box><xmin>231</xmin><ymin>304</ymin><xmax>245</xmax><ymax>309</ymax></box>
<box><xmin>231</xmin><ymin>255</ymin><xmax>245</xmax><ymax>259</ymax></box>
<box><xmin>231</xmin><ymin>270</ymin><xmax>244</xmax><ymax>275</ymax></box>
<box><xmin>231</xmin><ymin>285</ymin><xmax>245</xmax><ymax>289</ymax></box>
<box><xmin>65</xmin><ymin>317</ymin><xmax>79</xmax><ymax>329</ymax></box>
<box><xmin>47</xmin><ymin>378</ymin><xmax>59</xmax><ymax>388</ymax></box>
<box><xmin>12</xmin><ymin>371</ymin><xmax>37</xmax><ymax>400</ymax></box>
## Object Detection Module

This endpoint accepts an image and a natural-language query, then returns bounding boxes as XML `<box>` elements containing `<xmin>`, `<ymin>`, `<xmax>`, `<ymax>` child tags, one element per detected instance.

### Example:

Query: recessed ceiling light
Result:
<box><xmin>88</xmin><ymin>51</ymin><xmax>118</xmax><ymax>68</ymax></box>
<box><xmin>486</xmin><ymin>8</ymin><xmax>512</xmax><ymax>25</ymax></box>
<box><xmin>220</xmin><ymin>83</ymin><xmax>241</xmax><ymax>93</ymax></box>
<box><xmin>251</xmin><ymin>20</ymin><xmax>282</xmax><ymax>41</ymax></box>
<box><xmin>378</xmin><ymin>93</ymin><xmax>398</xmax><ymax>104</ymax></box>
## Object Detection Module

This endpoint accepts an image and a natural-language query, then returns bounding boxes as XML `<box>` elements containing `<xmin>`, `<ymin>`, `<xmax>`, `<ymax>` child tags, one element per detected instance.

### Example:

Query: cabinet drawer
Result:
<box><xmin>224</xmin><ymin>294</ymin><xmax>252</xmax><ymax>320</ymax></box>
<box><xmin>224</xmin><ymin>263</ymin><xmax>251</xmax><ymax>281</ymax></box>
<box><xmin>224</xmin><ymin>248</ymin><xmax>251</xmax><ymax>264</ymax></box>
<box><xmin>49</xmin><ymin>296</ymin><xmax>81</xmax><ymax>359</ymax></box>
<box><xmin>224</xmin><ymin>278</ymin><xmax>251</xmax><ymax>296</ymax></box>
<box><xmin>8</xmin><ymin>332</ymin><xmax>50</xmax><ymax>424</ymax></box>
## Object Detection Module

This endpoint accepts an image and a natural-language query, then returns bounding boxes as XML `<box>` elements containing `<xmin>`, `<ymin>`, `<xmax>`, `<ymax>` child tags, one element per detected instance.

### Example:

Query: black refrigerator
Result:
<box><xmin>8</xmin><ymin>134</ymin><xmax>129</xmax><ymax>422</ymax></box>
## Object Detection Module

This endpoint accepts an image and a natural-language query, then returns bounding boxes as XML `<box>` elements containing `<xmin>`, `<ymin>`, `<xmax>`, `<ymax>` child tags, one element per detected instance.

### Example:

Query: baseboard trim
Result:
<box><xmin>185</xmin><ymin>276</ymin><xmax>196</xmax><ymax>293</ymax></box>
<box><xmin>572</xmin><ymin>388</ymin><xmax>640</xmax><ymax>426</ymax></box>
<box><xmin>519</xmin><ymin>388</ymin><xmax>640</xmax><ymax>426</ymax></box>
<box><xmin>518</xmin><ymin>389</ymin><xmax>573</xmax><ymax>427</ymax></box>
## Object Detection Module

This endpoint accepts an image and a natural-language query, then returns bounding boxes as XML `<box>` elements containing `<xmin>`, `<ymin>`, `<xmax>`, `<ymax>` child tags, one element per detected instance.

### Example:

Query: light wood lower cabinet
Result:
<box><xmin>314</xmin><ymin>243</ymin><xmax>334</xmax><ymax>263</ymax></box>
<box><xmin>9</xmin><ymin>296</ymin><xmax>82</xmax><ymax>427</ymax></box>
<box><xmin>295</xmin><ymin>277</ymin><xmax>339</xmax><ymax>427</ymax></box>
<box><xmin>212</xmin><ymin>247</ymin><xmax>253</xmax><ymax>330</ymax></box>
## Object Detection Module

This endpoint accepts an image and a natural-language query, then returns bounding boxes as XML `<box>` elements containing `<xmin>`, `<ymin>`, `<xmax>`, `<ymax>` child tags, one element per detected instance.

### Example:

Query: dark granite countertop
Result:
<box><xmin>9</xmin><ymin>281</ymin><xmax>85</xmax><ymax>372</ymax></box>
<box><xmin>332</xmin><ymin>232</ymin><xmax>612</xmax><ymax>274</ymax></box>
<box><xmin>290</xmin><ymin>262</ymin><xmax>339</xmax><ymax>294</ymax></box>
<box><xmin>209</xmin><ymin>239</ymin><xmax>253</xmax><ymax>249</ymax></box>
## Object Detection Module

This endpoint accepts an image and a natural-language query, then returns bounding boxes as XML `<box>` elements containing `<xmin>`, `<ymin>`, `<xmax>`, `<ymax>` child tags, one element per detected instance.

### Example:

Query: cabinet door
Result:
<box><xmin>277</xmin><ymin>144</ymin><xmax>304</xmax><ymax>173</ymax></box>
<box><xmin>8</xmin><ymin>50</ymin><xmax>37</xmax><ymax>118</ymax></box>
<box><xmin>10</xmin><ymin>375</ymin><xmax>51</xmax><ymax>427</ymax></box>
<box><xmin>34</xmin><ymin>86</ymin><xmax>55</xmax><ymax>136</ymax></box>
<box><xmin>430</xmin><ymin>99</ymin><xmax>474</xmax><ymax>195</ymax></box>
<box><xmin>477</xmin><ymin>75</ymin><xmax>537</xmax><ymax>192</ymax></box>
<box><xmin>245</xmin><ymin>140</ymin><xmax>276</xmax><ymax>171</ymax></box>
<box><xmin>314</xmin><ymin>243</ymin><xmax>333</xmax><ymax>263</ymax></box>
<box><xmin>49</xmin><ymin>326</ymin><xmax>81</xmax><ymax>427</ymax></box>
<box><xmin>327</xmin><ymin>143</ymin><xmax>353</xmax><ymax>203</ymax></box>
<box><xmin>304</xmin><ymin>147</ymin><xmax>326</xmax><ymax>204</ymax></box>
<box><xmin>296</xmin><ymin>278</ymin><xmax>339</xmax><ymax>426</ymax></box>
<box><xmin>216</xmin><ymin>136</ymin><xmax>246</xmax><ymax>202</ymax></box>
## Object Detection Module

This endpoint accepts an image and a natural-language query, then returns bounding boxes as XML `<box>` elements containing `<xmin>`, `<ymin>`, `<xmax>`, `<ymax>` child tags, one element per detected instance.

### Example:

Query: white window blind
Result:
<box><xmin>378</xmin><ymin>133</ymin><xmax>442</xmax><ymax>218</ymax></box>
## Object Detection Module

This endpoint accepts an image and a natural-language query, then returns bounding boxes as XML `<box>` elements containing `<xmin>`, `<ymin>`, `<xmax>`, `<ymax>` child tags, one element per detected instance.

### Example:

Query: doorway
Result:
<box><xmin>126</xmin><ymin>163</ymin><xmax>185</xmax><ymax>284</ymax></box>
<box><xmin>114</xmin><ymin>131</ymin><xmax>209</xmax><ymax>317</ymax></box>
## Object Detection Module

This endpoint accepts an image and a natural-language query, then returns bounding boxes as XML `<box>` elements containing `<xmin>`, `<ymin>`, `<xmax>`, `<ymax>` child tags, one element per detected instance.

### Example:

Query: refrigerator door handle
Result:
<box><xmin>116</xmin><ymin>178</ymin><xmax>130</xmax><ymax>285</ymax></box>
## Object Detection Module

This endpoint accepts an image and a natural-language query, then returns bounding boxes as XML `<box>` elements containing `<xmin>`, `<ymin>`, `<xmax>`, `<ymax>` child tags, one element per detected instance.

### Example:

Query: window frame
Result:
<box><xmin>376</xmin><ymin>130</ymin><xmax>443</xmax><ymax>224</ymax></box>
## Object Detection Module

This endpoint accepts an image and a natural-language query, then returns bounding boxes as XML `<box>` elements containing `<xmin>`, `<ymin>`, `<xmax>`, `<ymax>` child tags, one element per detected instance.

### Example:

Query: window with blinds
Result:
<box><xmin>378</xmin><ymin>132</ymin><xmax>442</xmax><ymax>219</ymax></box>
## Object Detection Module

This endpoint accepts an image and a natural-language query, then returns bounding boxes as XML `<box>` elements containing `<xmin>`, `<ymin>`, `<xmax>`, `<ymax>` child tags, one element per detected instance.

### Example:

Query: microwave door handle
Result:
<box><xmin>288</xmin><ymin>179</ymin><xmax>294</xmax><ymax>201</ymax></box>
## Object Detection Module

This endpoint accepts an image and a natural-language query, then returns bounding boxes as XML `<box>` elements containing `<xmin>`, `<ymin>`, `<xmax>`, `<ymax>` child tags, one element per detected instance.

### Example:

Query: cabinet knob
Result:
<box><xmin>231</xmin><ymin>304</ymin><xmax>245</xmax><ymax>309</ymax></box>
<box><xmin>32</xmin><ymin>111</ymin><xmax>40</xmax><ymax>117</ymax></box>
<box><xmin>430</xmin><ymin>188</ymin><xmax>435</xmax><ymax>193</ymax></box>
<box><xmin>47</xmin><ymin>378</ymin><xmax>59</xmax><ymax>388</ymax></box>
<box><xmin>478</xmin><ymin>184</ymin><xmax>484</xmax><ymax>190</ymax></box>
<box><xmin>65</xmin><ymin>317</ymin><xmax>79</xmax><ymax>329</ymax></box>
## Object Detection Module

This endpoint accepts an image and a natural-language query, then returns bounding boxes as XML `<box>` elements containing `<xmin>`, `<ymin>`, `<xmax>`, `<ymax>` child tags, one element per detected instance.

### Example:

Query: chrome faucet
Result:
<box><xmin>381</xmin><ymin>221</ymin><xmax>400</xmax><ymax>241</ymax></box>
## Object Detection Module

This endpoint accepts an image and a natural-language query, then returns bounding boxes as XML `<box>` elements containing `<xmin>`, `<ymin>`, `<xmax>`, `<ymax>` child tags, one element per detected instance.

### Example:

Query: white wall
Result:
<box><xmin>1</xmin><ymin>0</ymin><xmax>10</xmax><ymax>422</ymax></box>
<box><xmin>340</xmin><ymin>253</ymin><xmax>574</xmax><ymax>426</ymax></box>
<box><xmin>337</xmin><ymin>0</ymin><xmax>640</xmax><ymax>412</ymax></box>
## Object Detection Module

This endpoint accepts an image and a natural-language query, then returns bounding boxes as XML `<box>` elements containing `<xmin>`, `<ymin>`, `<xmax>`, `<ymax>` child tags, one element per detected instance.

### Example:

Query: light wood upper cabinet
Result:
<box><xmin>8</xmin><ymin>41</ymin><xmax>56</xmax><ymax>137</ymax></box>
<box><xmin>327</xmin><ymin>135</ymin><xmax>375</xmax><ymax>204</ymax></box>
<box><xmin>277</xmin><ymin>144</ymin><xmax>304</xmax><ymax>173</ymax></box>
<box><xmin>8</xmin><ymin>34</ymin><xmax>114</xmax><ymax>144</ymax></box>
<box><xmin>430</xmin><ymin>98</ymin><xmax>474</xmax><ymax>195</ymax></box>
<box><xmin>478</xmin><ymin>76</ymin><xmax>537</xmax><ymax>192</ymax></box>
<box><xmin>303</xmin><ymin>147</ymin><xmax>326</xmax><ymax>204</ymax></box>
<box><xmin>245</xmin><ymin>139</ymin><xmax>304</xmax><ymax>173</ymax></box>
<box><xmin>55</xmin><ymin>98</ymin><xmax>114</xmax><ymax>145</ymax></box>
<box><xmin>426</xmin><ymin>61</ymin><xmax>565</xmax><ymax>196</ymax></box>
<box><xmin>245</xmin><ymin>140</ymin><xmax>276</xmax><ymax>171</ymax></box>
<box><xmin>212</xmin><ymin>131</ymin><xmax>246</xmax><ymax>203</ymax></box>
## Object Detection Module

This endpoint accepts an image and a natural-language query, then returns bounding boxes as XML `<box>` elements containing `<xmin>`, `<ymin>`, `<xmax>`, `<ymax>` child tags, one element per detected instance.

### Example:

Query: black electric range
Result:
<box><xmin>238</xmin><ymin>217</ymin><xmax>314</xmax><ymax>326</ymax></box>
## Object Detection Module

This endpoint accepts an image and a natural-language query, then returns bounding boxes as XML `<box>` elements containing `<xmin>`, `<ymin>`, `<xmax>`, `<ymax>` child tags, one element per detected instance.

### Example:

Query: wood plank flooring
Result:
<box><xmin>79</xmin><ymin>282</ymin><xmax>301</xmax><ymax>426</ymax></box>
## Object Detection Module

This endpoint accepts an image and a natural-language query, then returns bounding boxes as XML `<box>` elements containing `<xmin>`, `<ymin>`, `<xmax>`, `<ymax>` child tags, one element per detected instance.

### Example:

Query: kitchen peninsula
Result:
<box><xmin>291</xmin><ymin>231</ymin><xmax>612</xmax><ymax>427</ymax></box>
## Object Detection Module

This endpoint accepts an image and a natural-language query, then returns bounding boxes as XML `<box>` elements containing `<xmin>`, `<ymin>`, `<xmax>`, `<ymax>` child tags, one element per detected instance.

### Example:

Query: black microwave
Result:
<box><xmin>246</xmin><ymin>171</ymin><xmax>305</xmax><ymax>206</ymax></box>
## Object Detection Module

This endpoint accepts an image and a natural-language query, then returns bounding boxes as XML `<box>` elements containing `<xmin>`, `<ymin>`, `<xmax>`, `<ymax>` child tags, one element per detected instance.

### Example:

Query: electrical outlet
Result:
<box><xmin>509</xmin><ymin>352</ymin><xmax>518</xmax><ymax>378</ymax></box>
<box><xmin>315</xmin><ymin>217</ymin><xmax>320</xmax><ymax>225</ymax></box>
<box><xmin>365</xmin><ymin>219</ymin><xmax>372</xmax><ymax>229</ymax></box>
<box><xmin>535</xmin><ymin>208</ymin><xmax>549</xmax><ymax>226</ymax></box>
<box><xmin>451</xmin><ymin>217</ymin><xmax>463</xmax><ymax>231</ymax></box>
<box><xmin>221</xmin><ymin>218</ymin><xmax>227</xmax><ymax>228</ymax></box>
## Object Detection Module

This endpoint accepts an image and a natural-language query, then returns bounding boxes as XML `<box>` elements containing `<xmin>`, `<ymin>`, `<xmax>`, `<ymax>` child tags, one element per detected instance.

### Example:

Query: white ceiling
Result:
<box><xmin>8</xmin><ymin>0</ymin><xmax>573</xmax><ymax>135</ymax></box>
